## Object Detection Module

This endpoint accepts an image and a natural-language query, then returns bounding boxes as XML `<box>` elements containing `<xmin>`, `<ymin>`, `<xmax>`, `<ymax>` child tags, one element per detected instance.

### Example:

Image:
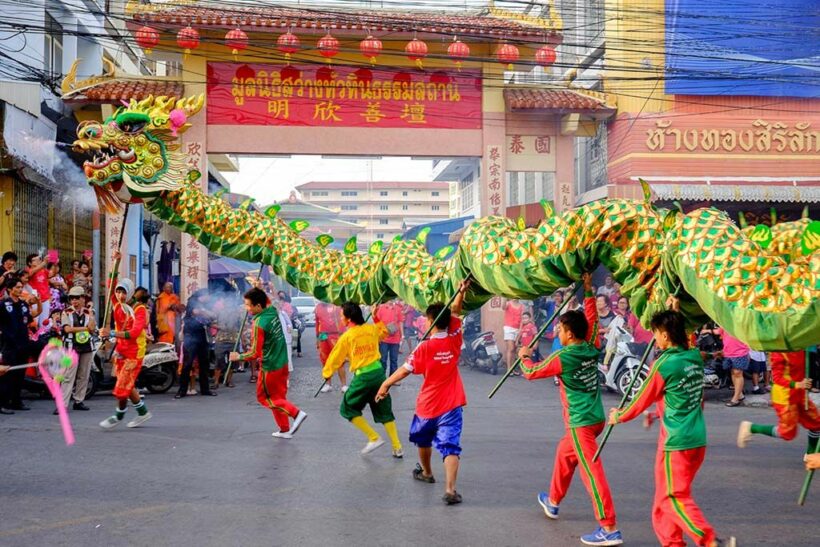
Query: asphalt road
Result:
<box><xmin>1</xmin><ymin>331</ymin><xmax>816</xmax><ymax>547</ymax></box>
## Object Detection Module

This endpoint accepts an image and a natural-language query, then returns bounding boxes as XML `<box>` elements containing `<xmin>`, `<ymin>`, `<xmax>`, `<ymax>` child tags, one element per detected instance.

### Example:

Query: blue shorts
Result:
<box><xmin>725</xmin><ymin>355</ymin><xmax>750</xmax><ymax>371</ymax></box>
<box><xmin>408</xmin><ymin>407</ymin><xmax>463</xmax><ymax>459</ymax></box>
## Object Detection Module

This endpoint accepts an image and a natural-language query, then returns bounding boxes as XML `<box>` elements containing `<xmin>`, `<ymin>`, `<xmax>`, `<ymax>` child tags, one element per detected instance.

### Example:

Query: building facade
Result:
<box><xmin>296</xmin><ymin>181</ymin><xmax>450</xmax><ymax>249</ymax></box>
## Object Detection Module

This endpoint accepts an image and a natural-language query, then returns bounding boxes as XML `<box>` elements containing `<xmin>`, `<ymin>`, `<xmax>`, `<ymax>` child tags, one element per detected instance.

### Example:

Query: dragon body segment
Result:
<box><xmin>73</xmin><ymin>95</ymin><xmax>820</xmax><ymax>351</ymax></box>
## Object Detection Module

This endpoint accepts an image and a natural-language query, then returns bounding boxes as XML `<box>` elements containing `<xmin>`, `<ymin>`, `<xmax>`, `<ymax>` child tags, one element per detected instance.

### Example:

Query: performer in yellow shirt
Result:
<box><xmin>323</xmin><ymin>302</ymin><xmax>403</xmax><ymax>457</ymax></box>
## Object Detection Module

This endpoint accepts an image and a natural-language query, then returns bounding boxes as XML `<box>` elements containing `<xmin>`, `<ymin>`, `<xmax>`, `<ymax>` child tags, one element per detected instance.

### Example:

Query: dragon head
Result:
<box><xmin>72</xmin><ymin>94</ymin><xmax>204</xmax><ymax>213</ymax></box>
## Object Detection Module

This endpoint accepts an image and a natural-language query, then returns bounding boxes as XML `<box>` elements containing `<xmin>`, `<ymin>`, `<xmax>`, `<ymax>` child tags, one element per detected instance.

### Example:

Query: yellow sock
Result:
<box><xmin>383</xmin><ymin>421</ymin><xmax>402</xmax><ymax>450</ymax></box>
<box><xmin>351</xmin><ymin>416</ymin><xmax>380</xmax><ymax>442</ymax></box>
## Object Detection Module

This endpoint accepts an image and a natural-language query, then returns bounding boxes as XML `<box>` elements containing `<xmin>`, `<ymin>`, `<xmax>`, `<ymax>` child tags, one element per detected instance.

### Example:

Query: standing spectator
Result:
<box><xmin>316</xmin><ymin>301</ymin><xmax>347</xmax><ymax>393</ymax></box>
<box><xmin>0</xmin><ymin>277</ymin><xmax>34</xmax><ymax>413</ymax></box>
<box><xmin>276</xmin><ymin>299</ymin><xmax>294</xmax><ymax>374</ymax></box>
<box><xmin>176</xmin><ymin>290</ymin><xmax>217</xmax><ymax>398</ymax></box>
<box><xmin>0</xmin><ymin>251</ymin><xmax>18</xmax><ymax>297</ymax></box>
<box><xmin>515</xmin><ymin>311</ymin><xmax>539</xmax><ymax>361</ymax></box>
<box><xmin>596</xmin><ymin>275</ymin><xmax>617</xmax><ymax>299</ymax></box>
<box><xmin>595</xmin><ymin>295</ymin><xmax>617</xmax><ymax>347</ymax></box>
<box><xmin>401</xmin><ymin>303</ymin><xmax>419</xmax><ymax>354</ymax></box>
<box><xmin>65</xmin><ymin>259</ymin><xmax>80</xmax><ymax>287</ymax></box>
<box><xmin>614</xmin><ymin>296</ymin><xmax>631</xmax><ymax>320</ymax></box>
<box><xmin>155</xmin><ymin>282</ymin><xmax>182</xmax><ymax>345</ymax></box>
<box><xmin>26</xmin><ymin>253</ymin><xmax>50</xmax><ymax>326</ymax></box>
<box><xmin>48</xmin><ymin>262</ymin><xmax>68</xmax><ymax>313</ymax></box>
<box><xmin>627</xmin><ymin>311</ymin><xmax>654</xmax><ymax>345</ymax></box>
<box><xmin>60</xmin><ymin>286</ymin><xmax>96</xmax><ymax>412</ymax></box>
<box><xmin>715</xmin><ymin>326</ymin><xmax>750</xmax><ymax>407</ymax></box>
<box><xmin>72</xmin><ymin>262</ymin><xmax>92</xmax><ymax>297</ymax></box>
<box><xmin>748</xmin><ymin>350</ymin><xmax>767</xmax><ymax>395</ymax></box>
<box><xmin>542</xmin><ymin>292</ymin><xmax>563</xmax><ymax>346</ymax></box>
<box><xmin>375</xmin><ymin>299</ymin><xmax>404</xmax><ymax>376</ymax></box>
<box><xmin>502</xmin><ymin>299</ymin><xmax>524</xmax><ymax>375</ymax></box>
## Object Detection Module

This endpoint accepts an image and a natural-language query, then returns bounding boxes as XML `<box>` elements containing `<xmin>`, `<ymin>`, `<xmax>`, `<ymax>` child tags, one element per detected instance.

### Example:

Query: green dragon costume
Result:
<box><xmin>73</xmin><ymin>95</ymin><xmax>820</xmax><ymax>351</ymax></box>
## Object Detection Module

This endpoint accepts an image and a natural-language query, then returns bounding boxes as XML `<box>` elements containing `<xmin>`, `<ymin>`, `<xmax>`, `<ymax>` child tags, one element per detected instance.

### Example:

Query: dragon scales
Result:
<box><xmin>72</xmin><ymin>95</ymin><xmax>820</xmax><ymax>351</ymax></box>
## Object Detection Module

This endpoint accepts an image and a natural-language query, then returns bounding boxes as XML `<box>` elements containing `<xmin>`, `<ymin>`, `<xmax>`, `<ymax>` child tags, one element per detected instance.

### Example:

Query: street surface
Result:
<box><xmin>1</xmin><ymin>331</ymin><xmax>816</xmax><ymax>546</ymax></box>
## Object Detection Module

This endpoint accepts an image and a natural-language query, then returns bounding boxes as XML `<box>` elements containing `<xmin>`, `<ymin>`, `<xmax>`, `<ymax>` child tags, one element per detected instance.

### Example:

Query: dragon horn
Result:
<box><xmin>738</xmin><ymin>212</ymin><xmax>748</xmax><ymax>229</ymax></box>
<box><xmin>770</xmin><ymin>207</ymin><xmax>777</xmax><ymax>226</ymax></box>
<box><xmin>802</xmin><ymin>205</ymin><xmax>810</xmax><ymax>220</ymax></box>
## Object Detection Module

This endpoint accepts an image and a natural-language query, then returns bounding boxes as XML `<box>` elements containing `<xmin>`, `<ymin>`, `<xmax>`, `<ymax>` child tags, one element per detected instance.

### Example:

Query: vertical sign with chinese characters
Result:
<box><xmin>105</xmin><ymin>212</ymin><xmax>125</xmax><ymax>285</ymax></box>
<box><xmin>486</xmin><ymin>145</ymin><xmax>504</xmax><ymax>217</ymax></box>
<box><xmin>180</xmin><ymin>141</ymin><xmax>209</xmax><ymax>302</ymax></box>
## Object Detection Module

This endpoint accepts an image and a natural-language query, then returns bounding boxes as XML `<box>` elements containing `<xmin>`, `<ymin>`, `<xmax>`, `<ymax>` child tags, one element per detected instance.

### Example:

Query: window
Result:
<box><xmin>376</xmin><ymin>233</ymin><xmax>385</xmax><ymax>239</ymax></box>
<box><xmin>506</xmin><ymin>172</ymin><xmax>555</xmax><ymax>206</ymax></box>
<box><xmin>432</xmin><ymin>205</ymin><xmax>440</xmax><ymax>211</ymax></box>
<box><xmin>312</xmin><ymin>191</ymin><xmax>329</xmax><ymax>197</ymax></box>
<box><xmin>379</xmin><ymin>219</ymin><xmax>389</xmax><ymax>225</ymax></box>
<box><xmin>341</xmin><ymin>191</ymin><xmax>358</xmax><ymax>197</ymax></box>
<box><xmin>379</xmin><ymin>191</ymin><xmax>388</xmax><ymax>197</ymax></box>
<box><xmin>44</xmin><ymin>13</ymin><xmax>63</xmax><ymax>79</ymax></box>
<box><xmin>432</xmin><ymin>191</ymin><xmax>440</xmax><ymax>197</ymax></box>
<box><xmin>341</xmin><ymin>204</ymin><xmax>358</xmax><ymax>211</ymax></box>
<box><xmin>402</xmin><ymin>205</ymin><xmax>409</xmax><ymax>211</ymax></box>
<box><xmin>402</xmin><ymin>191</ymin><xmax>408</xmax><ymax>197</ymax></box>
<box><xmin>379</xmin><ymin>205</ymin><xmax>388</xmax><ymax>211</ymax></box>
<box><xmin>460</xmin><ymin>174</ymin><xmax>475</xmax><ymax>211</ymax></box>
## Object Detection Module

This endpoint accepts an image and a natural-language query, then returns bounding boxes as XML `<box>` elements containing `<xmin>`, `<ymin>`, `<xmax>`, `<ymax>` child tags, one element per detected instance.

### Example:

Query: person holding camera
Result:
<box><xmin>59</xmin><ymin>286</ymin><xmax>97</xmax><ymax>413</ymax></box>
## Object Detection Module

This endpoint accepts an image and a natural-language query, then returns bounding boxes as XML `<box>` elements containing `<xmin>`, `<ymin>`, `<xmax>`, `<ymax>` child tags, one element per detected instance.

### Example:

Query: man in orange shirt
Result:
<box><xmin>316</xmin><ymin>301</ymin><xmax>347</xmax><ymax>393</ymax></box>
<box><xmin>155</xmin><ymin>282</ymin><xmax>181</xmax><ymax>345</ymax></box>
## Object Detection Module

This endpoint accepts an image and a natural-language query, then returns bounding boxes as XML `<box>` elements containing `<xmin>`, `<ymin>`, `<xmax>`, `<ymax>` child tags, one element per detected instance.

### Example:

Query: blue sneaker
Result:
<box><xmin>537</xmin><ymin>491</ymin><xmax>559</xmax><ymax>519</ymax></box>
<box><xmin>580</xmin><ymin>526</ymin><xmax>623</xmax><ymax>546</ymax></box>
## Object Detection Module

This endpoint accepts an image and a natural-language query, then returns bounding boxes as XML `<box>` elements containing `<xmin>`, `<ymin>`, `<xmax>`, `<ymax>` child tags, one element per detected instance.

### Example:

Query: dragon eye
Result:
<box><xmin>118</xmin><ymin>120</ymin><xmax>147</xmax><ymax>133</ymax></box>
<box><xmin>113</xmin><ymin>112</ymin><xmax>151</xmax><ymax>134</ymax></box>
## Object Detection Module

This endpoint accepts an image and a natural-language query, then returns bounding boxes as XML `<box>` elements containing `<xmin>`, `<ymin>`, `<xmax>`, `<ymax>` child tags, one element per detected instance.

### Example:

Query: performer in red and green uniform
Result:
<box><xmin>737</xmin><ymin>349</ymin><xmax>820</xmax><ymax>457</ymax></box>
<box><xmin>230</xmin><ymin>288</ymin><xmax>307</xmax><ymax>439</ymax></box>
<box><xmin>518</xmin><ymin>273</ymin><xmax>622</xmax><ymax>547</ymax></box>
<box><xmin>99</xmin><ymin>278</ymin><xmax>152</xmax><ymax>429</ymax></box>
<box><xmin>315</xmin><ymin>301</ymin><xmax>347</xmax><ymax>392</ymax></box>
<box><xmin>609</xmin><ymin>304</ymin><xmax>734</xmax><ymax>547</ymax></box>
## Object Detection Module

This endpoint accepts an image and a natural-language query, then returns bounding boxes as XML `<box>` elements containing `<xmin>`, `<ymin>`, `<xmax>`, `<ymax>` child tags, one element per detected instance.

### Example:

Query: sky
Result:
<box><xmin>222</xmin><ymin>156</ymin><xmax>436</xmax><ymax>204</ymax></box>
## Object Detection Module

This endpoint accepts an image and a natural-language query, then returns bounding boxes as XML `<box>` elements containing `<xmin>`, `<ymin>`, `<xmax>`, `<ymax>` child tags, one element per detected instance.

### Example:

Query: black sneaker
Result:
<box><xmin>412</xmin><ymin>463</ymin><xmax>435</xmax><ymax>483</ymax></box>
<box><xmin>73</xmin><ymin>402</ymin><xmax>90</xmax><ymax>411</ymax></box>
<box><xmin>442</xmin><ymin>491</ymin><xmax>463</xmax><ymax>505</ymax></box>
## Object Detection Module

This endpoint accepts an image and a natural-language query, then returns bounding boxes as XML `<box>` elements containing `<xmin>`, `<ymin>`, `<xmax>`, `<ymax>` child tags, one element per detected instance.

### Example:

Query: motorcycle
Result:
<box><xmin>84</xmin><ymin>337</ymin><xmax>179</xmax><ymax>398</ymax></box>
<box><xmin>459</xmin><ymin>310</ymin><xmax>503</xmax><ymax>375</ymax></box>
<box><xmin>598</xmin><ymin>316</ymin><xmax>649</xmax><ymax>398</ymax></box>
<box><xmin>695</xmin><ymin>330</ymin><xmax>728</xmax><ymax>389</ymax></box>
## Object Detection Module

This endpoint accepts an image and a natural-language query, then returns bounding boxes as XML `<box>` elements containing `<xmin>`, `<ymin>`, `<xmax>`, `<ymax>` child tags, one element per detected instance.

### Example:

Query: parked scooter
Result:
<box><xmin>598</xmin><ymin>316</ymin><xmax>649</xmax><ymax>397</ymax></box>
<box><xmin>459</xmin><ymin>310</ymin><xmax>503</xmax><ymax>375</ymax></box>
<box><xmin>695</xmin><ymin>329</ymin><xmax>727</xmax><ymax>389</ymax></box>
<box><xmin>85</xmin><ymin>337</ymin><xmax>179</xmax><ymax>398</ymax></box>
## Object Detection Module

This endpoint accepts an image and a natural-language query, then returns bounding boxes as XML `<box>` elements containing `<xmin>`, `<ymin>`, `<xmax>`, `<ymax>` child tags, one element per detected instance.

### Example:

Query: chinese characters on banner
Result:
<box><xmin>105</xmin><ymin>212</ymin><xmax>124</xmax><ymax>284</ymax></box>
<box><xmin>180</xmin><ymin>141</ymin><xmax>208</xmax><ymax>302</ymax></box>
<box><xmin>207</xmin><ymin>63</ymin><xmax>482</xmax><ymax>129</ymax></box>
<box><xmin>486</xmin><ymin>145</ymin><xmax>503</xmax><ymax>216</ymax></box>
<box><xmin>505</xmin><ymin>135</ymin><xmax>555</xmax><ymax>172</ymax></box>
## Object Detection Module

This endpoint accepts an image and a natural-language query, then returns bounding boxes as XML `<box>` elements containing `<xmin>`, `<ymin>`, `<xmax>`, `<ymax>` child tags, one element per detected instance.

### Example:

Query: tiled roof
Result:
<box><xmin>132</xmin><ymin>5</ymin><xmax>554</xmax><ymax>39</ymax></box>
<box><xmin>296</xmin><ymin>181</ymin><xmax>449</xmax><ymax>190</ymax></box>
<box><xmin>63</xmin><ymin>79</ymin><xmax>185</xmax><ymax>104</ymax></box>
<box><xmin>504</xmin><ymin>88</ymin><xmax>615</xmax><ymax>112</ymax></box>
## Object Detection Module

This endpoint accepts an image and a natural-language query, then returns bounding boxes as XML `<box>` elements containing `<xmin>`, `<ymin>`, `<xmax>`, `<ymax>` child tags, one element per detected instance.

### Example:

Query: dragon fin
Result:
<box><xmin>344</xmin><ymin>236</ymin><xmax>358</xmax><ymax>254</ymax></box>
<box><xmin>368</xmin><ymin>240</ymin><xmax>384</xmax><ymax>255</ymax></box>
<box><xmin>289</xmin><ymin>219</ymin><xmax>309</xmax><ymax>233</ymax></box>
<box><xmin>315</xmin><ymin>234</ymin><xmax>334</xmax><ymax>248</ymax></box>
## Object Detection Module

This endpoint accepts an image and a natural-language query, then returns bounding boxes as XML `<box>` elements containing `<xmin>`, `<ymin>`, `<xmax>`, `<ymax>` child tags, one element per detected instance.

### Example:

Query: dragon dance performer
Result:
<box><xmin>322</xmin><ymin>302</ymin><xmax>403</xmax><ymax>457</ymax></box>
<box><xmin>376</xmin><ymin>279</ymin><xmax>470</xmax><ymax>505</ymax></box>
<box><xmin>230</xmin><ymin>288</ymin><xmax>307</xmax><ymax>439</ymax></box>
<box><xmin>98</xmin><ymin>277</ymin><xmax>152</xmax><ymax>429</ymax></box>
<box><xmin>737</xmin><ymin>350</ymin><xmax>820</xmax><ymax>458</ymax></box>
<box><xmin>518</xmin><ymin>273</ymin><xmax>623</xmax><ymax>547</ymax></box>
<box><xmin>608</xmin><ymin>301</ymin><xmax>735</xmax><ymax>547</ymax></box>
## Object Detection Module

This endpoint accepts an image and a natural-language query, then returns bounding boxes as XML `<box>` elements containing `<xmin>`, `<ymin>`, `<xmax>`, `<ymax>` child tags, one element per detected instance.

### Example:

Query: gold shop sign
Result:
<box><xmin>645</xmin><ymin>119</ymin><xmax>819</xmax><ymax>153</ymax></box>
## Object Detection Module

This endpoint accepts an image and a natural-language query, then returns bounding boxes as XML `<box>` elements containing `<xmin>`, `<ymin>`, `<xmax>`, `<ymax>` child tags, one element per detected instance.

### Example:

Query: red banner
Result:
<box><xmin>206</xmin><ymin>63</ymin><xmax>482</xmax><ymax>129</ymax></box>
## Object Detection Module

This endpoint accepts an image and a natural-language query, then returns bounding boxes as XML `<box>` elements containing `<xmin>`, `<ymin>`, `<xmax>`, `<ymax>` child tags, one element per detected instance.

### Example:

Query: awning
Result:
<box><xmin>650</xmin><ymin>184</ymin><xmax>820</xmax><ymax>203</ymax></box>
<box><xmin>208</xmin><ymin>256</ymin><xmax>258</xmax><ymax>279</ymax></box>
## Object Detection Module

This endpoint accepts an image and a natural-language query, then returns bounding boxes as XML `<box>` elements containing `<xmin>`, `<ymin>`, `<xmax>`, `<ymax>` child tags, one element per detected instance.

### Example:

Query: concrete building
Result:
<box><xmin>296</xmin><ymin>181</ymin><xmax>450</xmax><ymax>249</ymax></box>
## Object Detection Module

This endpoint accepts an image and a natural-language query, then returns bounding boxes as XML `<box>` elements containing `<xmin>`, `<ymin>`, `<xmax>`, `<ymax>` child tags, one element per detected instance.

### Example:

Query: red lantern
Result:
<box><xmin>317</xmin><ymin>33</ymin><xmax>339</xmax><ymax>63</ymax></box>
<box><xmin>359</xmin><ymin>35</ymin><xmax>382</xmax><ymax>65</ymax></box>
<box><xmin>496</xmin><ymin>43</ymin><xmax>519</xmax><ymax>70</ymax></box>
<box><xmin>277</xmin><ymin>31</ymin><xmax>300</xmax><ymax>61</ymax></box>
<box><xmin>176</xmin><ymin>26</ymin><xmax>200</xmax><ymax>56</ymax></box>
<box><xmin>316</xmin><ymin>66</ymin><xmax>334</xmax><ymax>83</ymax></box>
<box><xmin>535</xmin><ymin>45</ymin><xmax>556</xmax><ymax>68</ymax></box>
<box><xmin>447</xmin><ymin>39</ymin><xmax>470</xmax><ymax>71</ymax></box>
<box><xmin>135</xmin><ymin>25</ymin><xmax>160</xmax><ymax>55</ymax></box>
<box><xmin>225</xmin><ymin>28</ymin><xmax>248</xmax><ymax>58</ymax></box>
<box><xmin>405</xmin><ymin>38</ymin><xmax>428</xmax><ymax>70</ymax></box>
<box><xmin>280</xmin><ymin>65</ymin><xmax>300</xmax><ymax>82</ymax></box>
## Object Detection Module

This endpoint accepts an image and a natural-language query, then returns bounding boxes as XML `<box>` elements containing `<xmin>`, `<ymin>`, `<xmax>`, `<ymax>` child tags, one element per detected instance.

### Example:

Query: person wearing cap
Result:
<box><xmin>98</xmin><ymin>262</ymin><xmax>152</xmax><ymax>429</ymax></box>
<box><xmin>58</xmin><ymin>285</ymin><xmax>97</xmax><ymax>413</ymax></box>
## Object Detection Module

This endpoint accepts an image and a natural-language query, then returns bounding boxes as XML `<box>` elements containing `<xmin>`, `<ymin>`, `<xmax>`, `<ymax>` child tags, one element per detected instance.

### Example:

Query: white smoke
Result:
<box><xmin>51</xmin><ymin>147</ymin><xmax>99</xmax><ymax>213</ymax></box>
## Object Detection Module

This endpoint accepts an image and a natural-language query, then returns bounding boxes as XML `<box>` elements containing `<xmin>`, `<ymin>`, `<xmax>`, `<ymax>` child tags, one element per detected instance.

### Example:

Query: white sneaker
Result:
<box><xmin>361</xmin><ymin>438</ymin><xmax>385</xmax><ymax>455</ymax></box>
<box><xmin>320</xmin><ymin>384</ymin><xmax>333</xmax><ymax>393</ymax></box>
<box><xmin>392</xmin><ymin>448</ymin><xmax>404</xmax><ymax>459</ymax></box>
<box><xmin>341</xmin><ymin>385</ymin><xmax>349</xmax><ymax>393</ymax></box>
<box><xmin>127</xmin><ymin>411</ymin><xmax>152</xmax><ymax>428</ymax></box>
<box><xmin>737</xmin><ymin>420</ymin><xmax>752</xmax><ymax>448</ymax></box>
<box><xmin>291</xmin><ymin>411</ymin><xmax>308</xmax><ymax>435</ymax></box>
<box><xmin>187</xmin><ymin>389</ymin><xmax>197</xmax><ymax>396</ymax></box>
<box><xmin>99</xmin><ymin>415</ymin><xmax>122</xmax><ymax>430</ymax></box>
<box><xmin>272</xmin><ymin>430</ymin><xmax>293</xmax><ymax>439</ymax></box>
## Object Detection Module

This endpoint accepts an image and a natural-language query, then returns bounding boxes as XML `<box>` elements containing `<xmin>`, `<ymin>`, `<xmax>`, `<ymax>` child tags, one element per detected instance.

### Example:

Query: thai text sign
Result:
<box><xmin>207</xmin><ymin>63</ymin><xmax>482</xmax><ymax>129</ymax></box>
<box><xmin>646</xmin><ymin>119</ymin><xmax>819</xmax><ymax>154</ymax></box>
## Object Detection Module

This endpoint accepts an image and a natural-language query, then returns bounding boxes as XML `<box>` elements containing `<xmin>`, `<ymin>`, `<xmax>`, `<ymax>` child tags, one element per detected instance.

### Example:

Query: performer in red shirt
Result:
<box><xmin>377</xmin><ymin>279</ymin><xmax>470</xmax><ymax>505</ymax></box>
<box><xmin>315</xmin><ymin>301</ymin><xmax>347</xmax><ymax>393</ymax></box>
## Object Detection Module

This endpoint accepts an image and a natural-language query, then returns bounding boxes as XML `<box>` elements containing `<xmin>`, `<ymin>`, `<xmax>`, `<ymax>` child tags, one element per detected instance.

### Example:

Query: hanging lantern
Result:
<box><xmin>496</xmin><ymin>43</ymin><xmax>519</xmax><ymax>70</ymax></box>
<box><xmin>404</xmin><ymin>38</ymin><xmax>428</xmax><ymax>70</ymax></box>
<box><xmin>316</xmin><ymin>66</ymin><xmax>334</xmax><ymax>83</ymax></box>
<box><xmin>359</xmin><ymin>35</ymin><xmax>382</xmax><ymax>65</ymax></box>
<box><xmin>317</xmin><ymin>32</ymin><xmax>339</xmax><ymax>63</ymax></box>
<box><xmin>447</xmin><ymin>38</ymin><xmax>470</xmax><ymax>71</ymax></box>
<box><xmin>176</xmin><ymin>26</ymin><xmax>200</xmax><ymax>57</ymax></box>
<box><xmin>225</xmin><ymin>28</ymin><xmax>249</xmax><ymax>59</ymax></box>
<box><xmin>277</xmin><ymin>31</ymin><xmax>300</xmax><ymax>61</ymax></box>
<box><xmin>429</xmin><ymin>71</ymin><xmax>451</xmax><ymax>85</ymax></box>
<box><xmin>135</xmin><ymin>25</ymin><xmax>160</xmax><ymax>55</ymax></box>
<box><xmin>535</xmin><ymin>45</ymin><xmax>556</xmax><ymax>68</ymax></box>
<box><xmin>280</xmin><ymin>65</ymin><xmax>300</xmax><ymax>82</ymax></box>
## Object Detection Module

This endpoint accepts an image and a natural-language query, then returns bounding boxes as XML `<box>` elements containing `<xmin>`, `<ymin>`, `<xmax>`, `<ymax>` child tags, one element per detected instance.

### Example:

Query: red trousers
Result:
<box><xmin>318</xmin><ymin>335</ymin><xmax>340</xmax><ymax>364</ymax></box>
<box><xmin>653</xmin><ymin>447</ymin><xmax>716</xmax><ymax>547</ymax></box>
<box><xmin>257</xmin><ymin>368</ymin><xmax>300</xmax><ymax>432</ymax></box>
<box><xmin>550</xmin><ymin>422</ymin><xmax>616</xmax><ymax>527</ymax></box>
<box><xmin>113</xmin><ymin>357</ymin><xmax>142</xmax><ymax>399</ymax></box>
<box><xmin>773</xmin><ymin>400</ymin><xmax>820</xmax><ymax>440</ymax></box>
